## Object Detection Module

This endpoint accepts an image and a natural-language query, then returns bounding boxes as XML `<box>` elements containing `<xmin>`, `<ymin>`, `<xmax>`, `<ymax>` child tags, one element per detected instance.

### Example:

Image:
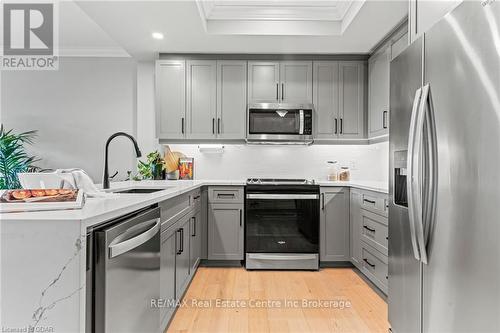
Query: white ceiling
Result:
<box><xmin>67</xmin><ymin>0</ymin><xmax>407</xmax><ymax>60</ymax></box>
<box><xmin>196</xmin><ymin>0</ymin><xmax>366</xmax><ymax>35</ymax></box>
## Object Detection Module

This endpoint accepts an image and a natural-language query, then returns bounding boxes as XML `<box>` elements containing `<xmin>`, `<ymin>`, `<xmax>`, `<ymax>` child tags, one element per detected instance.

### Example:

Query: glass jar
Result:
<box><xmin>327</xmin><ymin>161</ymin><xmax>339</xmax><ymax>181</ymax></box>
<box><xmin>338</xmin><ymin>167</ymin><xmax>350</xmax><ymax>181</ymax></box>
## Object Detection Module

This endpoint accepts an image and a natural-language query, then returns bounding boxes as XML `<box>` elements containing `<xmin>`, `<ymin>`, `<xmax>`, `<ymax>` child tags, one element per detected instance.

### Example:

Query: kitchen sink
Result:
<box><xmin>113</xmin><ymin>188</ymin><xmax>172</xmax><ymax>194</ymax></box>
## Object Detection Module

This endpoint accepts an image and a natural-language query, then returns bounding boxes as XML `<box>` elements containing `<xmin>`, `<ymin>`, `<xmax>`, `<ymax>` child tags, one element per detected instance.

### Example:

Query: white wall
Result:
<box><xmin>1</xmin><ymin>57</ymin><xmax>138</xmax><ymax>182</ymax></box>
<box><xmin>167</xmin><ymin>142</ymin><xmax>389</xmax><ymax>182</ymax></box>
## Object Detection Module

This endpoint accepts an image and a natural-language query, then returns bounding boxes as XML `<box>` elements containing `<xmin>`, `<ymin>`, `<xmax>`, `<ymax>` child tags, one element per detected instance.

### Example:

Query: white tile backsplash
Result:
<box><xmin>167</xmin><ymin>142</ymin><xmax>389</xmax><ymax>182</ymax></box>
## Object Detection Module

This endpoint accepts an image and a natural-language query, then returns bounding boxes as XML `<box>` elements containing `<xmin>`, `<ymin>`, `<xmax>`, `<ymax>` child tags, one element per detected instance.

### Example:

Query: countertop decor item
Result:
<box><xmin>338</xmin><ymin>167</ymin><xmax>350</xmax><ymax>181</ymax></box>
<box><xmin>327</xmin><ymin>161</ymin><xmax>339</xmax><ymax>181</ymax></box>
<box><xmin>178</xmin><ymin>158</ymin><xmax>194</xmax><ymax>180</ymax></box>
<box><xmin>0</xmin><ymin>188</ymin><xmax>85</xmax><ymax>213</ymax></box>
<box><xmin>0</xmin><ymin>125</ymin><xmax>39</xmax><ymax>189</ymax></box>
<box><xmin>138</xmin><ymin>151</ymin><xmax>165</xmax><ymax>180</ymax></box>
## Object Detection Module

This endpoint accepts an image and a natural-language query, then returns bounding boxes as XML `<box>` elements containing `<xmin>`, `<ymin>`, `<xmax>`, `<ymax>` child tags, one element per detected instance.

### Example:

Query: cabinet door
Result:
<box><xmin>160</xmin><ymin>225</ymin><xmax>177</xmax><ymax>329</ymax></box>
<box><xmin>175</xmin><ymin>216</ymin><xmax>191</xmax><ymax>298</ymax></box>
<box><xmin>217</xmin><ymin>61</ymin><xmax>247</xmax><ymax>139</ymax></box>
<box><xmin>156</xmin><ymin>60</ymin><xmax>186</xmax><ymax>139</ymax></box>
<box><xmin>338</xmin><ymin>62</ymin><xmax>365</xmax><ymax>139</ymax></box>
<box><xmin>368</xmin><ymin>47</ymin><xmax>390</xmax><ymax>138</ymax></box>
<box><xmin>247</xmin><ymin>61</ymin><xmax>279</xmax><ymax>103</ymax></box>
<box><xmin>189</xmin><ymin>210</ymin><xmax>202</xmax><ymax>272</ymax></box>
<box><xmin>313</xmin><ymin>62</ymin><xmax>339</xmax><ymax>139</ymax></box>
<box><xmin>186</xmin><ymin>60</ymin><xmax>217</xmax><ymax>139</ymax></box>
<box><xmin>350</xmin><ymin>190</ymin><xmax>362</xmax><ymax>268</ymax></box>
<box><xmin>320</xmin><ymin>187</ymin><xmax>350</xmax><ymax>262</ymax></box>
<box><xmin>279</xmin><ymin>61</ymin><xmax>313</xmax><ymax>103</ymax></box>
<box><xmin>208</xmin><ymin>203</ymin><xmax>244</xmax><ymax>260</ymax></box>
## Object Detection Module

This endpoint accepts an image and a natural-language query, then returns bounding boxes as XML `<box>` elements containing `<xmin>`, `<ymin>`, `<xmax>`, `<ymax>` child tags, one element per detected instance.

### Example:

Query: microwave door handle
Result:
<box><xmin>299</xmin><ymin>110</ymin><xmax>304</xmax><ymax>135</ymax></box>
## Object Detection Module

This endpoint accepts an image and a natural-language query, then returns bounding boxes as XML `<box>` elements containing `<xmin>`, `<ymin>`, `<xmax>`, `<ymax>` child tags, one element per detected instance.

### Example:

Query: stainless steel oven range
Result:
<box><xmin>245</xmin><ymin>179</ymin><xmax>319</xmax><ymax>270</ymax></box>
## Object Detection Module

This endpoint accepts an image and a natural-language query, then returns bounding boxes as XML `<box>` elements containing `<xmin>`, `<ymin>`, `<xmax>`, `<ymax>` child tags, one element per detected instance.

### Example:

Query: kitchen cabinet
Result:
<box><xmin>248</xmin><ymin>61</ymin><xmax>312</xmax><ymax>103</ymax></box>
<box><xmin>216</xmin><ymin>61</ymin><xmax>247</xmax><ymax>139</ymax></box>
<box><xmin>350</xmin><ymin>189</ymin><xmax>362</xmax><ymax>268</ymax></box>
<box><xmin>338</xmin><ymin>62</ymin><xmax>365</xmax><ymax>138</ymax></box>
<box><xmin>313</xmin><ymin>62</ymin><xmax>339</xmax><ymax>139</ymax></box>
<box><xmin>247</xmin><ymin>61</ymin><xmax>279</xmax><ymax>103</ymax></box>
<box><xmin>186</xmin><ymin>60</ymin><xmax>217</xmax><ymax>139</ymax></box>
<box><xmin>160</xmin><ymin>224</ymin><xmax>177</xmax><ymax>328</ymax></box>
<box><xmin>409</xmin><ymin>0</ymin><xmax>462</xmax><ymax>43</ymax></box>
<box><xmin>155</xmin><ymin>60</ymin><xmax>186</xmax><ymax>139</ymax></box>
<box><xmin>279</xmin><ymin>61</ymin><xmax>313</xmax><ymax>103</ymax></box>
<box><xmin>175</xmin><ymin>214</ymin><xmax>191</xmax><ymax>298</ymax></box>
<box><xmin>313</xmin><ymin>61</ymin><xmax>365</xmax><ymax>140</ymax></box>
<box><xmin>189</xmin><ymin>209</ymin><xmax>202</xmax><ymax>272</ymax></box>
<box><xmin>368</xmin><ymin>47</ymin><xmax>390</xmax><ymax>138</ymax></box>
<box><xmin>320</xmin><ymin>187</ymin><xmax>350</xmax><ymax>262</ymax></box>
<box><xmin>208</xmin><ymin>203</ymin><xmax>244</xmax><ymax>260</ymax></box>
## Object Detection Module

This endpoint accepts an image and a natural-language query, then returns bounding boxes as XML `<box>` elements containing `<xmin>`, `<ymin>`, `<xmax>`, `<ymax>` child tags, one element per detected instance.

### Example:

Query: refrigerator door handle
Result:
<box><xmin>415</xmin><ymin>84</ymin><xmax>438</xmax><ymax>265</ymax></box>
<box><xmin>407</xmin><ymin>88</ymin><xmax>423</xmax><ymax>261</ymax></box>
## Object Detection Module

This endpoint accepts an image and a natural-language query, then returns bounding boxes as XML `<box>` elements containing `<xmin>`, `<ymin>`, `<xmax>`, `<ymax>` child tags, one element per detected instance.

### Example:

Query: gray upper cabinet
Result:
<box><xmin>216</xmin><ymin>61</ymin><xmax>247</xmax><ymax>139</ymax></box>
<box><xmin>368</xmin><ymin>47</ymin><xmax>390</xmax><ymax>138</ymax></box>
<box><xmin>279</xmin><ymin>61</ymin><xmax>313</xmax><ymax>103</ymax></box>
<box><xmin>338</xmin><ymin>62</ymin><xmax>365</xmax><ymax>139</ymax></box>
<box><xmin>208</xmin><ymin>203</ymin><xmax>244</xmax><ymax>260</ymax></box>
<box><xmin>320</xmin><ymin>187</ymin><xmax>350</xmax><ymax>262</ymax></box>
<box><xmin>186</xmin><ymin>60</ymin><xmax>217</xmax><ymax>139</ymax></box>
<box><xmin>313</xmin><ymin>62</ymin><xmax>339</xmax><ymax>139</ymax></box>
<box><xmin>156</xmin><ymin>60</ymin><xmax>186</xmax><ymax>139</ymax></box>
<box><xmin>247</xmin><ymin>62</ymin><xmax>280</xmax><ymax>103</ymax></box>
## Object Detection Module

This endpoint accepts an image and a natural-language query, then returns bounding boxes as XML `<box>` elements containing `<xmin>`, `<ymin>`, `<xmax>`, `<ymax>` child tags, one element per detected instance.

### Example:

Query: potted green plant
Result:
<box><xmin>137</xmin><ymin>151</ymin><xmax>165</xmax><ymax>180</ymax></box>
<box><xmin>0</xmin><ymin>125</ymin><xmax>39</xmax><ymax>189</ymax></box>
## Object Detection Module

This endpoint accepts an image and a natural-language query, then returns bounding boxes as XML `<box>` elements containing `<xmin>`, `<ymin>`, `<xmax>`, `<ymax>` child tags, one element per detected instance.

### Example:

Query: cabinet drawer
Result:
<box><xmin>360</xmin><ymin>191</ymin><xmax>388</xmax><ymax>217</ymax></box>
<box><xmin>159</xmin><ymin>193</ymin><xmax>191</xmax><ymax>231</ymax></box>
<box><xmin>191</xmin><ymin>190</ymin><xmax>202</xmax><ymax>212</ymax></box>
<box><xmin>361</xmin><ymin>209</ymin><xmax>388</xmax><ymax>256</ymax></box>
<box><xmin>208</xmin><ymin>186</ymin><xmax>244</xmax><ymax>204</ymax></box>
<box><xmin>361</xmin><ymin>243</ymin><xmax>388</xmax><ymax>294</ymax></box>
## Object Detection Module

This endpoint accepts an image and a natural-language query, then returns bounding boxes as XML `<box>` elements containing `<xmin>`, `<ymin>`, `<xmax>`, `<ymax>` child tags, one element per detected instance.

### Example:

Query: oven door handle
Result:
<box><xmin>246</xmin><ymin>194</ymin><xmax>319</xmax><ymax>200</ymax></box>
<box><xmin>247</xmin><ymin>254</ymin><xmax>318</xmax><ymax>260</ymax></box>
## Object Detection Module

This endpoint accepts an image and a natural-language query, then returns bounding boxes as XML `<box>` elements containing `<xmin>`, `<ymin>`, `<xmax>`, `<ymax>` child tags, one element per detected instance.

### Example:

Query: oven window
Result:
<box><xmin>246</xmin><ymin>199</ymin><xmax>319</xmax><ymax>253</ymax></box>
<box><xmin>248</xmin><ymin>110</ymin><xmax>299</xmax><ymax>134</ymax></box>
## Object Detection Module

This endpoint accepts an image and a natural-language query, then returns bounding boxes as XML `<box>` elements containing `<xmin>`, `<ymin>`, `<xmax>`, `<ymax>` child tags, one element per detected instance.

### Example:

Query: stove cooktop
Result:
<box><xmin>246</xmin><ymin>178</ymin><xmax>315</xmax><ymax>185</ymax></box>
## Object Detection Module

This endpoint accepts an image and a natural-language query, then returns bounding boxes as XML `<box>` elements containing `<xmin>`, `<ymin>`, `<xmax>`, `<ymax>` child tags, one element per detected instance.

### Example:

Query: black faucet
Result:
<box><xmin>102</xmin><ymin>132</ymin><xmax>142</xmax><ymax>189</ymax></box>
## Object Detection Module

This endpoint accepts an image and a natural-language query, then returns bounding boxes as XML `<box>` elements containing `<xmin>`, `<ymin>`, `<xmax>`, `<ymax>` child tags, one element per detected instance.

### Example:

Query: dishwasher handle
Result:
<box><xmin>108</xmin><ymin>218</ymin><xmax>160</xmax><ymax>259</ymax></box>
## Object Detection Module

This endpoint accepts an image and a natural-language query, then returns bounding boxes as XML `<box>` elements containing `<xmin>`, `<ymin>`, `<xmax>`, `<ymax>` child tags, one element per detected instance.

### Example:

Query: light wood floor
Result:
<box><xmin>166</xmin><ymin>267</ymin><xmax>388</xmax><ymax>333</ymax></box>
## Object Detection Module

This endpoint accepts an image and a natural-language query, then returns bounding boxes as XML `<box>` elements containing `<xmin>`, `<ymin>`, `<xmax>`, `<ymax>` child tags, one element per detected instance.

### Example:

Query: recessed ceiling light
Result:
<box><xmin>152</xmin><ymin>32</ymin><xmax>164</xmax><ymax>40</ymax></box>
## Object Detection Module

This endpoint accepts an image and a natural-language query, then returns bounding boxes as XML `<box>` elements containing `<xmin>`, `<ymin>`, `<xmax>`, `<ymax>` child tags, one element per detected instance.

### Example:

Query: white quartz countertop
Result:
<box><xmin>0</xmin><ymin>179</ymin><xmax>387</xmax><ymax>225</ymax></box>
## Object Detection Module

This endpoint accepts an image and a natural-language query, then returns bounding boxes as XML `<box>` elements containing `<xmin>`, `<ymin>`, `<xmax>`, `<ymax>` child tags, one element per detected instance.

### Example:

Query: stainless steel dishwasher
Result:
<box><xmin>93</xmin><ymin>206</ymin><xmax>161</xmax><ymax>333</ymax></box>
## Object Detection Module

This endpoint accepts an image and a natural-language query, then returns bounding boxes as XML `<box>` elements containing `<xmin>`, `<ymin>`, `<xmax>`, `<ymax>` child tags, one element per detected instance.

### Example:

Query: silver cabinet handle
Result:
<box><xmin>246</xmin><ymin>194</ymin><xmax>319</xmax><ymax>200</ymax></box>
<box><xmin>407</xmin><ymin>88</ymin><xmax>423</xmax><ymax>262</ymax></box>
<box><xmin>108</xmin><ymin>219</ymin><xmax>160</xmax><ymax>259</ymax></box>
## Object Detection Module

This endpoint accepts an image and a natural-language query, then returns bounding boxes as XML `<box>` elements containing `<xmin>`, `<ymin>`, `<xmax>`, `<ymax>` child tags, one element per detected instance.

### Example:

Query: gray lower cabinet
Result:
<box><xmin>208</xmin><ymin>203</ymin><xmax>244</xmax><ymax>260</ymax></box>
<box><xmin>338</xmin><ymin>62</ymin><xmax>365</xmax><ymax>139</ymax></box>
<box><xmin>189</xmin><ymin>209</ymin><xmax>202</xmax><ymax>272</ymax></box>
<box><xmin>175</xmin><ymin>214</ymin><xmax>191</xmax><ymax>298</ymax></box>
<box><xmin>350</xmin><ymin>189</ymin><xmax>362</xmax><ymax>268</ymax></box>
<box><xmin>247</xmin><ymin>61</ymin><xmax>280</xmax><ymax>103</ymax></box>
<box><xmin>155</xmin><ymin>60</ymin><xmax>186</xmax><ymax>139</ymax></box>
<box><xmin>186</xmin><ymin>60</ymin><xmax>217</xmax><ymax>139</ymax></box>
<box><xmin>320</xmin><ymin>187</ymin><xmax>350</xmax><ymax>262</ymax></box>
<box><xmin>160</xmin><ymin>224</ymin><xmax>177</xmax><ymax>328</ymax></box>
<box><xmin>368</xmin><ymin>46</ymin><xmax>390</xmax><ymax>138</ymax></box>
<box><xmin>216</xmin><ymin>61</ymin><xmax>247</xmax><ymax>139</ymax></box>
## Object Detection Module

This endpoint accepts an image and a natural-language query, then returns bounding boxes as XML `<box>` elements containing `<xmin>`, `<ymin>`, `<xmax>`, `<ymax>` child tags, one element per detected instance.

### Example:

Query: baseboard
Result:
<box><xmin>320</xmin><ymin>261</ymin><xmax>354</xmax><ymax>268</ymax></box>
<box><xmin>199</xmin><ymin>259</ymin><xmax>243</xmax><ymax>267</ymax></box>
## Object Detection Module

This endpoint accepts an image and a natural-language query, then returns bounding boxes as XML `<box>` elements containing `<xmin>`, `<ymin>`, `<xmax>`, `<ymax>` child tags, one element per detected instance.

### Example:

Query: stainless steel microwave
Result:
<box><xmin>246</xmin><ymin>103</ymin><xmax>314</xmax><ymax>144</ymax></box>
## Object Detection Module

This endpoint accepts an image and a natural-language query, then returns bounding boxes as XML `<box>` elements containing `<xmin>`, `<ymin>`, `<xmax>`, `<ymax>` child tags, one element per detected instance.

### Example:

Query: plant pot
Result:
<box><xmin>150</xmin><ymin>163</ymin><xmax>164</xmax><ymax>180</ymax></box>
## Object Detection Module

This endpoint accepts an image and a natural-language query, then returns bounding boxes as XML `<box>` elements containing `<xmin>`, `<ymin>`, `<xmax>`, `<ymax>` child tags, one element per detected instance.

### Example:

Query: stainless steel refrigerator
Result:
<box><xmin>389</xmin><ymin>2</ymin><xmax>500</xmax><ymax>332</ymax></box>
